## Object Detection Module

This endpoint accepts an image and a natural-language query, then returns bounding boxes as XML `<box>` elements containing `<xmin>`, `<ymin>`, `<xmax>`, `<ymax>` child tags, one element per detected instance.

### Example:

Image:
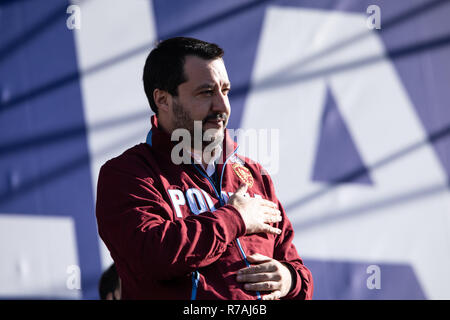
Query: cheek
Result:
<box><xmin>179</xmin><ymin>99</ymin><xmax>208</xmax><ymax>121</ymax></box>
<box><xmin>191</xmin><ymin>102</ymin><xmax>212</xmax><ymax>120</ymax></box>
<box><xmin>224</xmin><ymin>98</ymin><xmax>231</xmax><ymax>114</ymax></box>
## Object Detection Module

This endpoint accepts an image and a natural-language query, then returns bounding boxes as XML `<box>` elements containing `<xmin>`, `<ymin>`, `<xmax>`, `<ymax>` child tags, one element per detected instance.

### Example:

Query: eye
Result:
<box><xmin>200</xmin><ymin>90</ymin><xmax>214</xmax><ymax>96</ymax></box>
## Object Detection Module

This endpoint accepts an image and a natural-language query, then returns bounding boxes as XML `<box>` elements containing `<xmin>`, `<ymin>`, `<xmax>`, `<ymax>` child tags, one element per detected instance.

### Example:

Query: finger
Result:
<box><xmin>264</xmin><ymin>216</ymin><xmax>282</xmax><ymax>224</ymax></box>
<box><xmin>263</xmin><ymin>206</ymin><xmax>282</xmax><ymax>217</ymax></box>
<box><xmin>262</xmin><ymin>290</ymin><xmax>282</xmax><ymax>300</ymax></box>
<box><xmin>238</xmin><ymin>261</ymin><xmax>277</xmax><ymax>275</ymax></box>
<box><xmin>263</xmin><ymin>211</ymin><xmax>282</xmax><ymax>223</ymax></box>
<box><xmin>244</xmin><ymin>281</ymin><xmax>280</xmax><ymax>292</ymax></box>
<box><xmin>236</xmin><ymin>272</ymin><xmax>281</xmax><ymax>283</ymax></box>
<box><xmin>246</xmin><ymin>253</ymin><xmax>272</xmax><ymax>264</ymax></box>
<box><xmin>262</xmin><ymin>224</ymin><xmax>282</xmax><ymax>235</ymax></box>
<box><xmin>259</xmin><ymin>199</ymin><xmax>279</xmax><ymax>209</ymax></box>
<box><xmin>234</xmin><ymin>183</ymin><xmax>248</xmax><ymax>195</ymax></box>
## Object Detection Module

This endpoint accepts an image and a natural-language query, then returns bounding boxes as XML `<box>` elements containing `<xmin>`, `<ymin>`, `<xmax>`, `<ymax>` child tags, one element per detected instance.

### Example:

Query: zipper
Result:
<box><xmin>193</xmin><ymin>163</ymin><xmax>222</xmax><ymax>201</ymax></box>
<box><xmin>235</xmin><ymin>238</ymin><xmax>262</xmax><ymax>300</ymax></box>
<box><xmin>192</xmin><ymin>148</ymin><xmax>262</xmax><ymax>300</ymax></box>
<box><xmin>146</xmin><ymin>134</ymin><xmax>259</xmax><ymax>300</ymax></box>
<box><xmin>191</xmin><ymin>270</ymin><xmax>200</xmax><ymax>300</ymax></box>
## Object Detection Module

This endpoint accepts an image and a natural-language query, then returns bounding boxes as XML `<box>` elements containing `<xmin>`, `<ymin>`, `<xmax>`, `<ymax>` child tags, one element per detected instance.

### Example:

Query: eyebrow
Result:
<box><xmin>194</xmin><ymin>82</ymin><xmax>231</xmax><ymax>91</ymax></box>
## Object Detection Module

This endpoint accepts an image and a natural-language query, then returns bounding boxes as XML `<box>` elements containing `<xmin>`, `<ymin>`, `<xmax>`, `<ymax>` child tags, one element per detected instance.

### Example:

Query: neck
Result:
<box><xmin>156</xmin><ymin>115</ymin><xmax>175</xmax><ymax>136</ymax></box>
<box><xmin>189</xmin><ymin>145</ymin><xmax>221</xmax><ymax>169</ymax></box>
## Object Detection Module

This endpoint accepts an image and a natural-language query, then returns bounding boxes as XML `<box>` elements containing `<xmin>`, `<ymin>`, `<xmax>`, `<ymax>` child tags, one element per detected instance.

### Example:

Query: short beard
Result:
<box><xmin>172</xmin><ymin>98</ymin><xmax>226</xmax><ymax>152</ymax></box>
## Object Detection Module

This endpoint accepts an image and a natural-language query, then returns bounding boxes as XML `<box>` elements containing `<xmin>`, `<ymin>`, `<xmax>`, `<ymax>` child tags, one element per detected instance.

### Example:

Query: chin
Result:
<box><xmin>203</xmin><ymin>128</ymin><xmax>224</xmax><ymax>146</ymax></box>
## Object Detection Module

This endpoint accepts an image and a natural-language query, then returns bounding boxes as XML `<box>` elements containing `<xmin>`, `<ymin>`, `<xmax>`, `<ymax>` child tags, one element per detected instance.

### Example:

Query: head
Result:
<box><xmin>143</xmin><ymin>37</ymin><xmax>231</xmax><ymax>150</ymax></box>
<box><xmin>99</xmin><ymin>264</ymin><xmax>121</xmax><ymax>300</ymax></box>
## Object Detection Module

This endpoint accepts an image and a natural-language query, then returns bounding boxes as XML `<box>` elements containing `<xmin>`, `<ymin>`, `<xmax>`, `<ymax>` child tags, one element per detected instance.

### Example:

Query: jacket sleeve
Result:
<box><xmin>96</xmin><ymin>160</ymin><xmax>246</xmax><ymax>282</ymax></box>
<box><xmin>261</xmin><ymin>169</ymin><xmax>314</xmax><ymax>300</ymax></box>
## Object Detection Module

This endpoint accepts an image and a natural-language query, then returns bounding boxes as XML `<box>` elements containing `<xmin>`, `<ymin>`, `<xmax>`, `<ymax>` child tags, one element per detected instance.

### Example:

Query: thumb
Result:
<box><xmin>235</xmin><ymin>183</ymin><xmax>248</xmax><ymax>195</ymax></box>
<box><xmin>246</xmin><ymin>253</ymin><xmax>272</xmax><ymax>263</ymax></box>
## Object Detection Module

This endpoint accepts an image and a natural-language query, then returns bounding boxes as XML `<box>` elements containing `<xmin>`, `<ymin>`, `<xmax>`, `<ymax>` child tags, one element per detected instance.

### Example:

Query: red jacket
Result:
<box><xmin>96</xmin><ymin>116</ymin><xmax>313</xmax><ymax>300</ymax></box>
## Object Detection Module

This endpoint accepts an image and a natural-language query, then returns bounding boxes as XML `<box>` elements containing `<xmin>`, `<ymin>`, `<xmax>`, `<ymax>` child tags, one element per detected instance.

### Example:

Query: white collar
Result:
<box><xmin>186</xmin><ymin>148</ymin><xmax>218</xmax><ymax>177</ymax></box>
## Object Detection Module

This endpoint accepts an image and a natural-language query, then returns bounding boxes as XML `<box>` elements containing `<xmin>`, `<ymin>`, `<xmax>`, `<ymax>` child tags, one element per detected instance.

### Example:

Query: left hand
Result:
<box><xmin>236</xmin><ymin>253</ymin><xmax>294</xmax><ymax>300</ymax></box>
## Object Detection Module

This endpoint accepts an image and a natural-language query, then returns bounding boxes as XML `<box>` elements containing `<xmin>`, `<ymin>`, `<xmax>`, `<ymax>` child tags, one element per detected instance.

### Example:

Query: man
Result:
<box><xmin>96</xmin><ymin>37</ymin><xmax>313</xmax><ymax>300</ymax></box>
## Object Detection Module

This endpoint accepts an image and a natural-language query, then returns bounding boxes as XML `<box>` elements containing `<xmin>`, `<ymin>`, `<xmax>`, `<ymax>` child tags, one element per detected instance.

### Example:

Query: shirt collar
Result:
<box><xmin>185</xmin><ymin>147</ymin><xmax>221</xmax><ymax>177</ymax></box>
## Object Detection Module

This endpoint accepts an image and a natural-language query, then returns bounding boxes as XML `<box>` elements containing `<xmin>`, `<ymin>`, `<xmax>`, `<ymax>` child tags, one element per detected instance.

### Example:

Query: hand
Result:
<box><xmin>228</xmin><ymin>184</ymin><xmax>282</xmax><ymax>235</ymax></box>
<box><xmin>236</xmin><ymin>253</ymin><xmax>294</xmax><ymax>300</ymax></box>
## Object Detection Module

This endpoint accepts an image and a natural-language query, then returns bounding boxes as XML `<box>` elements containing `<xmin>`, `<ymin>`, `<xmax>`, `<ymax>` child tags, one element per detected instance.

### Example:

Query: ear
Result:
<box><xmin>153</xmin><ymin>89</ymin><xmax>171</xmax><ymax>113</ymax></box>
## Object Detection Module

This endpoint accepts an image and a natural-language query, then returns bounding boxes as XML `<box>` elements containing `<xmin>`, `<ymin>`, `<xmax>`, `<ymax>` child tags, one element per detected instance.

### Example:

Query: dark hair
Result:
<box><xmin>98</xmin><ymin>264</ymin><xmax>119</xmax><ymax>300</ymax></box>
<box><xmin>143</xmin><ymin>37</ymin><xmax>224</xmax><ymax>115</ymax></box>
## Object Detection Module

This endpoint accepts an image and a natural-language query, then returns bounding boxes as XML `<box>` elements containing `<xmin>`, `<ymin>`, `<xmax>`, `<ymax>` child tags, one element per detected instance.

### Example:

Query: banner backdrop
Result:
<box><xmin>1</xmin><ymin>0</ymin><xmax>449</xmax><ymax>299</ymax></box>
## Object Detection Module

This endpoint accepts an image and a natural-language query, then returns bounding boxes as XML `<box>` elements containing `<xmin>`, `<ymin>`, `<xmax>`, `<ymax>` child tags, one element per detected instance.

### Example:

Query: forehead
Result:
<box><xmin>182</xmin><ymin>55</ymin><xmax>230</xmax><ymax>87</ymax></box>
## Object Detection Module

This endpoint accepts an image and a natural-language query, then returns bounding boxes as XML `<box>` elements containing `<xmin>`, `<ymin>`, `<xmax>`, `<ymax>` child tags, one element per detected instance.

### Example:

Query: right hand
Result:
<box><xmin>228</xmin><ymin>184</ymin><xmax>282</xmax><ymax>235</ymax></box>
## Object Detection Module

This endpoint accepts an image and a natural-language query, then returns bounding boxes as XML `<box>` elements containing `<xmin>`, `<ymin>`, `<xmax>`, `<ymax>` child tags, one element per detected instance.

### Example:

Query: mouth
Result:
<box><xmin>203</xmin><ymin>114</ymin><xmax>226</xmax><ymax>129</ymax></box>
<box><xmin>204</xmin><ymin>119</ymin><xmax>224</xmax><ymax>129</ymax></box>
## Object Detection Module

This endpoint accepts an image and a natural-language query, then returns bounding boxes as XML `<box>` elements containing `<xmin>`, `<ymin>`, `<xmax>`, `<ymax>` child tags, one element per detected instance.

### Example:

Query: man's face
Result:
<box><xmin>169</xmin><ymin>55</ymin><xmax>231</xmax><ymax>149</ymax></box>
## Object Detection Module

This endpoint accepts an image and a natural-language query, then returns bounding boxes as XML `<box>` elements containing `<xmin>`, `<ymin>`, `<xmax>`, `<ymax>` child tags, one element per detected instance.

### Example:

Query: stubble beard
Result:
<box><xmin>172</xmin><ymin>99</ymin><xmax>226</xmax><ymax>153</ymax></box>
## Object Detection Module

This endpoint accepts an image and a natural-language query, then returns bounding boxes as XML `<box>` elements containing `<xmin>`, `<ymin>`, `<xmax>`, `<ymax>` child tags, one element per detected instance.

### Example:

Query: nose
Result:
<box><xmin>211</xmin><ymin>90</ymin><xmax>230</xmax><ymax>114</ymax></box>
